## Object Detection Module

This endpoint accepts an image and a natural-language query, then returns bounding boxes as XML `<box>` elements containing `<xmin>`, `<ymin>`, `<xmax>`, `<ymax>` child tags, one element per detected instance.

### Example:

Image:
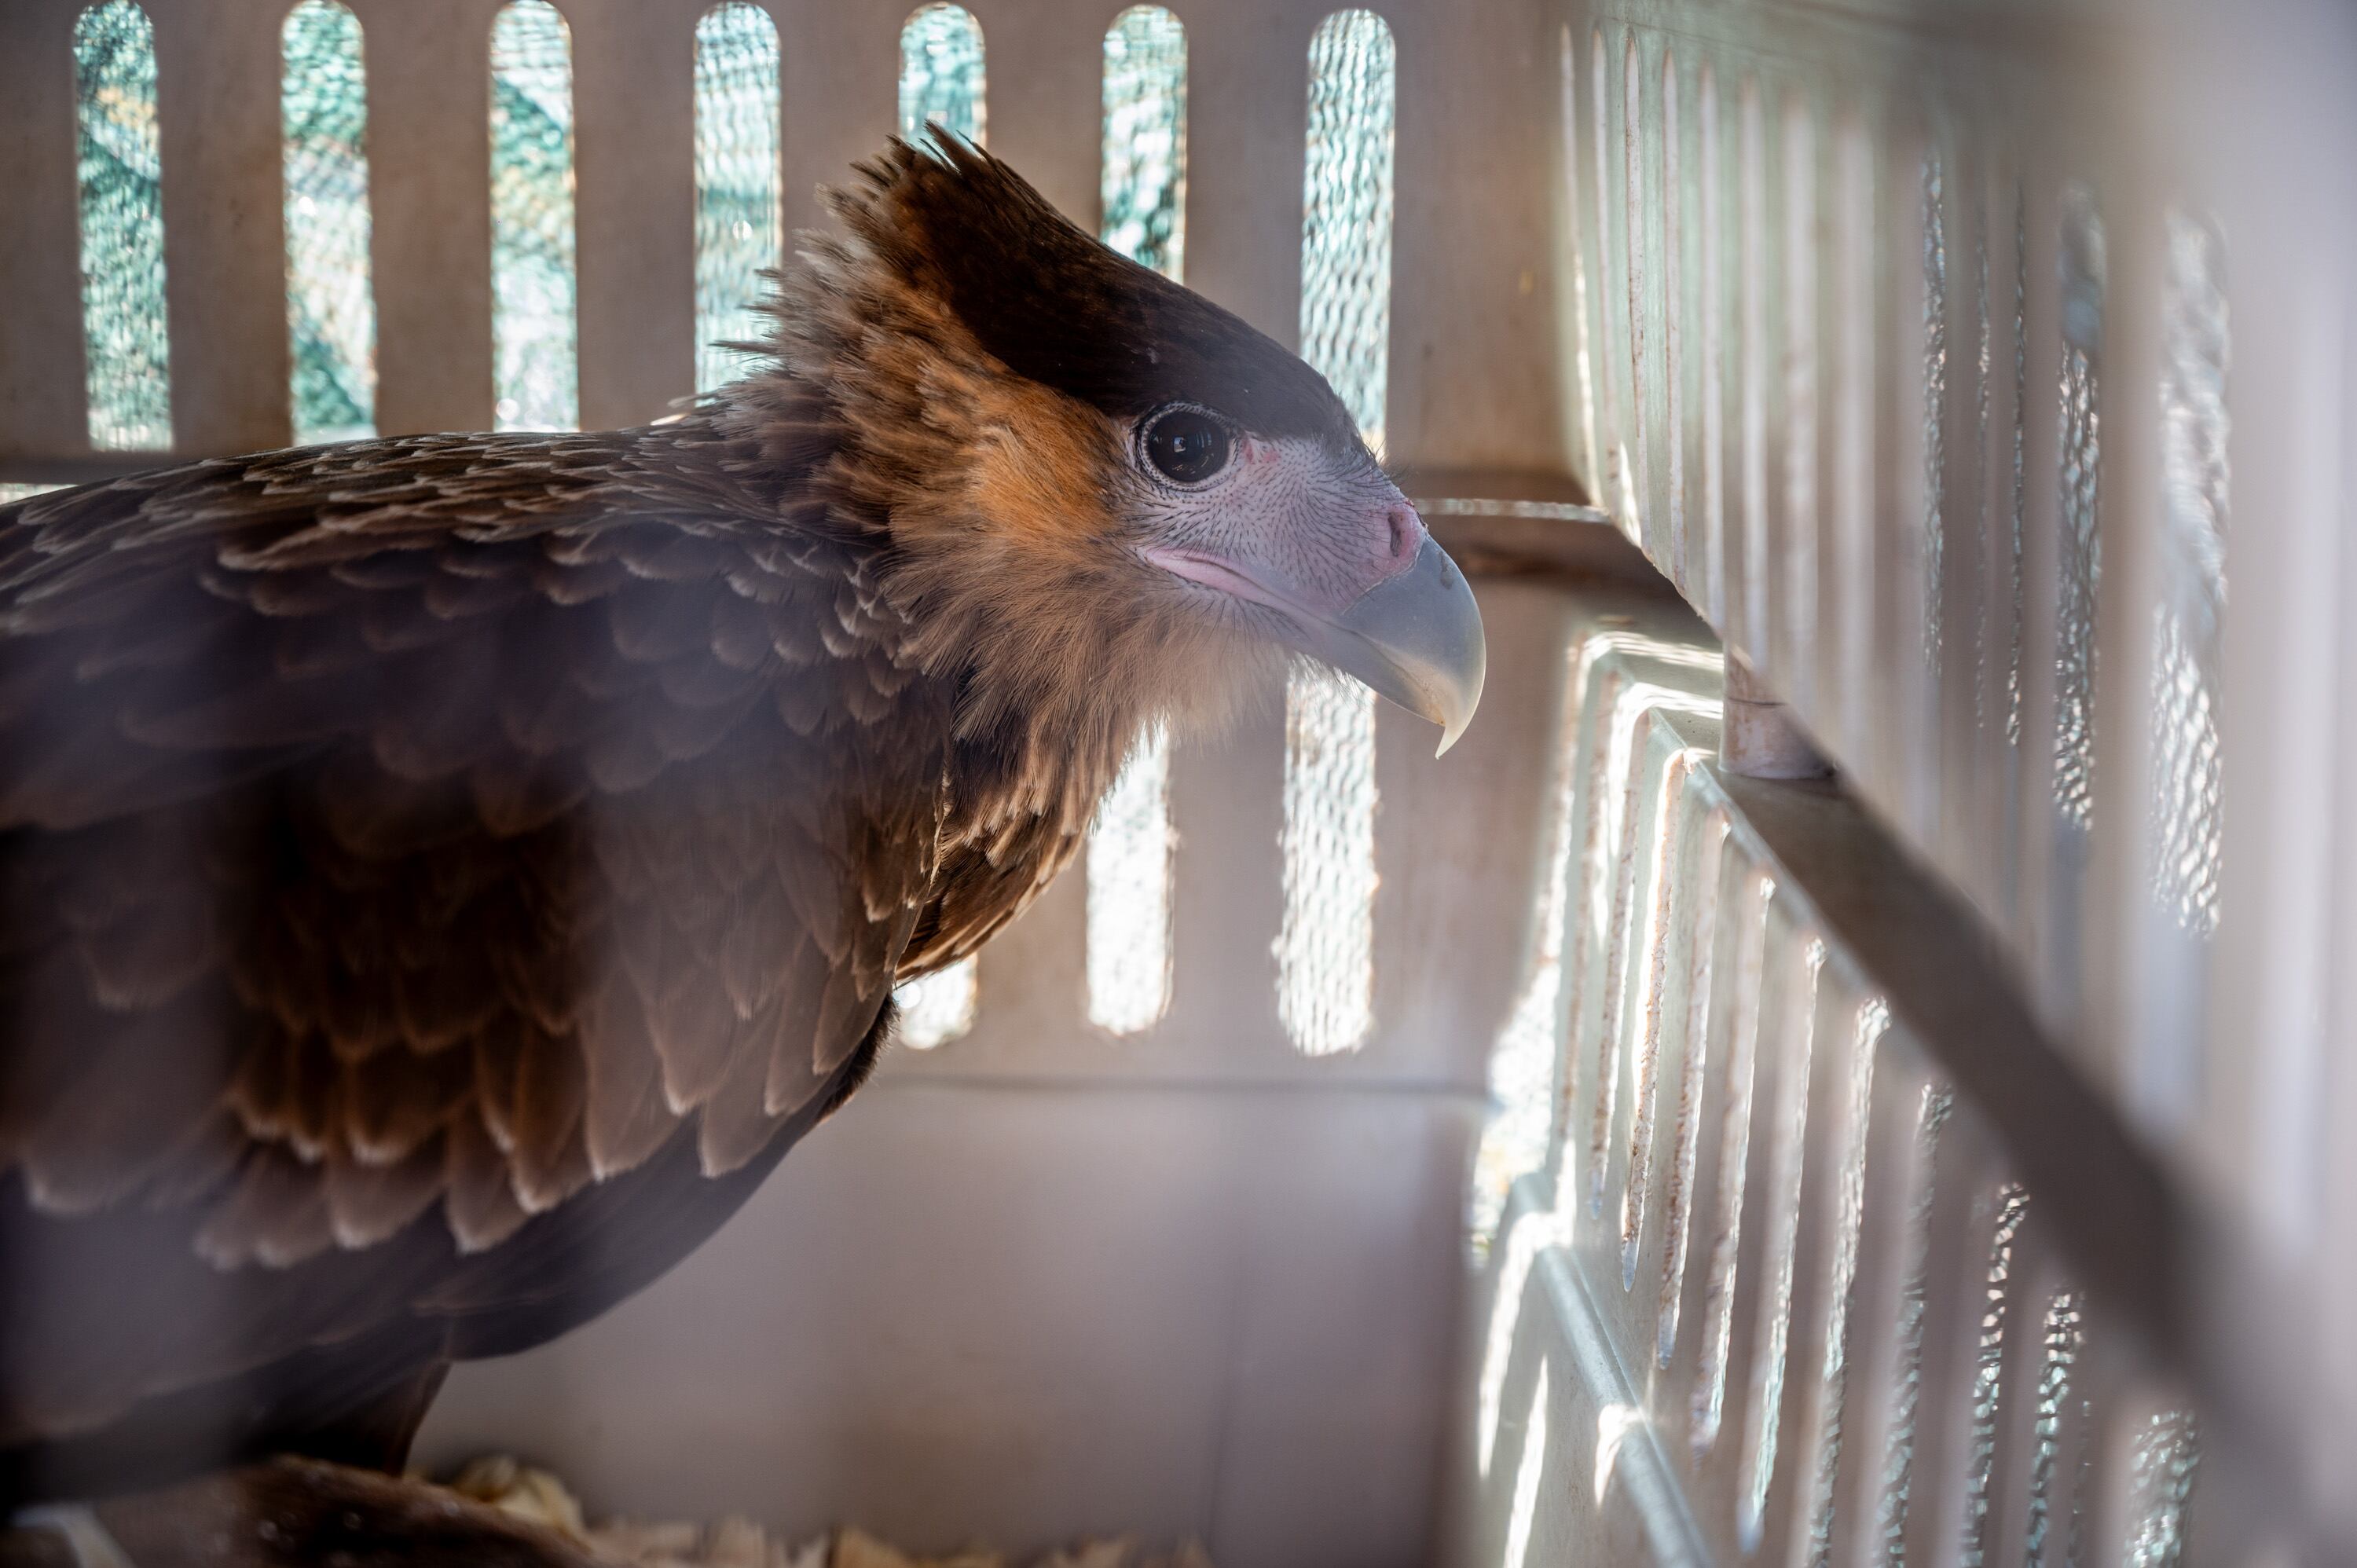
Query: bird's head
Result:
<box><xmin>744</xmin><ymin>137</ymin><xmax>1484</xmax><ymax>774</ymax></box>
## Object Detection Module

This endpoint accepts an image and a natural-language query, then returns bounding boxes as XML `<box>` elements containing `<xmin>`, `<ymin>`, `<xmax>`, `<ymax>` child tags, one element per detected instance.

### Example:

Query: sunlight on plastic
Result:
<box><xmin>1595</xmin><ymin>1402</ymin><xmax>1643</xmax><ymax>1507</ymax></box>
<box><xmin>1501</xmin><ymin>1363</ymin><xmax>1550</xmax><ymax>1568</ymax></box>
<box><xmin>1479</xmin><ymin>1206</ymin><xmax>1557</xmax><ymax>1478</ymax></box>
<box><xmin>896</xmin><ymin>962</ymin><xmax>976</xmax><ymax>1051</ymax></box>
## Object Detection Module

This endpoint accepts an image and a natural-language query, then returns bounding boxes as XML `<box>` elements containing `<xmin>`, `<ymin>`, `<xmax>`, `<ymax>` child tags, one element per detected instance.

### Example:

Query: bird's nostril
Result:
<box><xmin>1386</xmin><ymin>506</ymin><xmax>1417</xmax><ymax>565</ymax></box>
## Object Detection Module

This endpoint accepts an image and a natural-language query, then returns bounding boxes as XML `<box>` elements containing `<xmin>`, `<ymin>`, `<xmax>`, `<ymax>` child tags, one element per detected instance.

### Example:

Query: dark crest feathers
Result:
<box><xmin>835</xmin><ymin>136</ymin><xmax>1355</xmax><ymax>442</ymax></box>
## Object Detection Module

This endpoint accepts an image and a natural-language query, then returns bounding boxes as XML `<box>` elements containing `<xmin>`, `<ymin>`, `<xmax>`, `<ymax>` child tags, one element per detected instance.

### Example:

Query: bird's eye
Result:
<box><xmin>1141</xmin><ymin>408</ymin><xmax>1234</xmax><ymax>485</ymax></box>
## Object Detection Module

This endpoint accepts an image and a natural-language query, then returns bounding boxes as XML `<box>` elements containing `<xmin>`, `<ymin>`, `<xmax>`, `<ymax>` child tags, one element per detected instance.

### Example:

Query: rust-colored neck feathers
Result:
<box><xmin>723</xmin><ymin>141</ymin><xmax>1291</xmax><ymax>826</ymax></box>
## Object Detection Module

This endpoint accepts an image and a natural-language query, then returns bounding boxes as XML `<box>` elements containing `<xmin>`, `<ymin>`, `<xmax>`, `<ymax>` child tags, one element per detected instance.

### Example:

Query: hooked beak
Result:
<box><xmin>1147</xmin><ymin>533</ymin><xmax>1487</xmax><ymax>755</ymax></box>
<box><xmin>1299</xmin><ymin>536</ymin><xmax>1486</xmax><ymax>755</ymax></box>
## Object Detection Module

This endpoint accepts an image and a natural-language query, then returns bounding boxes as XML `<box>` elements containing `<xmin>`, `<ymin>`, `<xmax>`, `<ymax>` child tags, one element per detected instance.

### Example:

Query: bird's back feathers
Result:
<box><xmin>0</xmin><ymin>416</ymin><xmax>976</xmax><ymax>1475</ymax></box>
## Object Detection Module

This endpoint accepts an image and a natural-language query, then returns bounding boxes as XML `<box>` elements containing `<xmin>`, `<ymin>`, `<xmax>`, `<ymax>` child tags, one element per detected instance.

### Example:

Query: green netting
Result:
<box><xmin>1100</xmin><ymin>6</ymin><xmax>1186</xmax><ymax>280</ymax></box>
<box><xmin>2022</xmin><ymin>1290</ymin><xmax>2088</xmax><ymax>1568</ymax></box>
<box><xmin>490</xmin><ymin>0</ymin><xmax>578</xmax><ymax>431</ymax></box>
<box><xmin>74</xmin><ymin>0</ymin><xmax>170</xmax><ymax>451</ymax></box>
<box><xmin>282</xmin><ymin>0</ymin><xmax>376</xmax><ymax>444</ymax></box>
<box><xmin>2123</xmin><ymin>1410</ymin><xmax>2201</xmax><ymax>1568</ymax></box>
<box><xmin>898</xmin><ymin>4</ymin><xmax>984</xmax><ymax>148</ymax></box>
<box><xmin>1279</xmin><ymin>11</ymin><xmax>1395</xmax><ymax>1059</ymax></box>
<box><xmin>1277</xmin><ymin>668</ymin><xmax>1377</xmax><ymax>1057</ymax></box>
<box><xmin>1299</xmin><ymin>9</ymin><xmax>1393</xmax><ymax>456</ymax></box>
<box><xmin>693</xmin><ymin>4</ymin><xmax>781</xmax><ymax>394</ymax></box>
<box><xmin>2054</xmin><ymin>188</ymin><xmax>2105</xmax><ymax>828</ymax></box>
<box><xmin>1923</xmin><ymin>155</ymin><xmax>1948</xmax><ymax>692</ymax></box>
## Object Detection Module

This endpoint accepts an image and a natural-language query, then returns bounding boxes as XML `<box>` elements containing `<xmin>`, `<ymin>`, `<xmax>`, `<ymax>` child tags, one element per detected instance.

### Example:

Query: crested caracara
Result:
<box><xmin>0</xmin><ymin>138</ymin><xmax>1483</xmax><ymax>1504</ymax></box>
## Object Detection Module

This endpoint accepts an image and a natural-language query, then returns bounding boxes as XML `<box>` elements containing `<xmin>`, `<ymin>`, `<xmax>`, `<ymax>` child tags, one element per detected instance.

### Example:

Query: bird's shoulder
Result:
<box><xmin>0</xmin><ymin>417</ymin><xmax>955</xmax><ymax>1452</ymax></box>
<box><xmin>2</xmin><ymin>416</ymin><xmax>876</xmax><ymax>646</ymax></box>
<box><xmin>0</xmin><ymin>416</ymin><xmax>935</xmax><ymax>830</ymax></box>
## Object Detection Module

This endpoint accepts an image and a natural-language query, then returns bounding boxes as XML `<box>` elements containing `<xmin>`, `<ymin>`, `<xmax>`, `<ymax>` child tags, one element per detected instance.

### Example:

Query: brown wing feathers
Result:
<box><xmin>0</xmin><ymin>417</ymin><xmax>950</xmax><ymax>1442</ymax></box>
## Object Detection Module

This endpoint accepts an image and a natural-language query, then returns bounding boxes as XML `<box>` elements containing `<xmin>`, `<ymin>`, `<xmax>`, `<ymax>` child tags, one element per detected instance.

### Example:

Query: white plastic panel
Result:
<box><xmin>1442</xmin><ymin>589</ymin><xmax>2209</xmax><ymax>1568</ymax></box>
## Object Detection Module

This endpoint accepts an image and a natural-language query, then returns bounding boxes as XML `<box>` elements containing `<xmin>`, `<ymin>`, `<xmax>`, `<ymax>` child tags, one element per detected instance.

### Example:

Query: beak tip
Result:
<box><xmin>1310</xmin><ymin>536</ymin><xmax>1488</xmax><ymax>759</ymax></box>
<box><xmin>1432</xmin><ymin>696</ymin><xmax>1478</xmax><ymax>758</ymax></box>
